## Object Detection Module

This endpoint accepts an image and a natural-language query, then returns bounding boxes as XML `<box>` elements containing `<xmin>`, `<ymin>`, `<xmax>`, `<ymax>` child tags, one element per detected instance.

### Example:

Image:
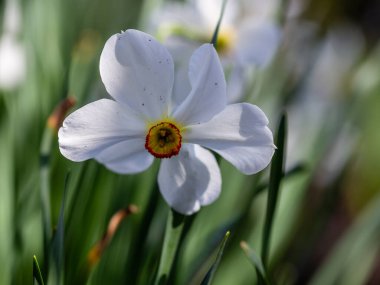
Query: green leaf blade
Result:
<box><xmin>48</xmin><ymin>172</ymin><xmax>70</xmax><ymax>285</ymax></box>
<box><xmin>240</xmin><ymin>242</ymin><xmax>269</xmax><ymax>285</ymax></box>
<box><xmin>261</xmin><ymin>112</ymin><xmax>287</xmax><ymax>268</ymax></box>
<box><xmin>200</xmin><ymin>230</ymin><xmax>231</xmax><ymax>285</ymax></box>
<box><xmin>33</xmin><ymin>255</ymin><xmax>45</xmax><ymax>285</ymax></box>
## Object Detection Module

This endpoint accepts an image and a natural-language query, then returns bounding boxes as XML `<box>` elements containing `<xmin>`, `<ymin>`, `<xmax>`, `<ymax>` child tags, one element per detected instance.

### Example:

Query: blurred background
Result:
<box><xmin>0</xmin><ymin>0</ymin><xmax>380</xmax><ymax>284</ymax></box>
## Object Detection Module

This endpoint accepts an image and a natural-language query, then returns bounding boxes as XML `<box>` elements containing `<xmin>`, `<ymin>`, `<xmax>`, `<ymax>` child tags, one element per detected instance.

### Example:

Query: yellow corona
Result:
<box><xmin>145</xmin><ymin>121</ymin><xmax>182</xmax><ymax>158</ymax></box>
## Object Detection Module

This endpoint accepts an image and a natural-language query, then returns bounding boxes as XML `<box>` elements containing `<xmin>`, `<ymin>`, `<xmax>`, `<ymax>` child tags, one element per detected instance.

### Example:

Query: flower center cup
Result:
<box><xmin>158</xmin><ymin>25</ymin><xmax>234</xmax><ymax>56</ymax></box>
<box><xmin>216</xmin><ymin>31</ymin><xmax>233</xmax><ymax>55</ymax></box>
<box><xmin>145</xmin><ymin>122</ymin><xmax>182</xmax><ymax>158</ymax></box>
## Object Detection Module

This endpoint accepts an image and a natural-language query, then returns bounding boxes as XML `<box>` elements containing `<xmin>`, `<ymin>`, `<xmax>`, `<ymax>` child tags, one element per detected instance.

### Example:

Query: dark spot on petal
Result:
<box><xmin>214</xmin><ymin>82</ymin><xmax>218</xmax><ymax>86</ymax></box>
<box><xmin>142</xmin><ymin>103</ymin><xmax>145</xmax><ymax>106</ymax></box>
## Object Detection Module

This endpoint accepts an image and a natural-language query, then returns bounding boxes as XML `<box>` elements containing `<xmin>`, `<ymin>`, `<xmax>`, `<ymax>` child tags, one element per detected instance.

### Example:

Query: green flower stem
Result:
<box><xmin>210</xmin><ymin>0</ymin><xmax>228</xmax><ymax>48</ymax></box>
<box><xmin>154</xmin><ymin>208</ymin><xmax>186</xmax><ymax>285</ymax></box>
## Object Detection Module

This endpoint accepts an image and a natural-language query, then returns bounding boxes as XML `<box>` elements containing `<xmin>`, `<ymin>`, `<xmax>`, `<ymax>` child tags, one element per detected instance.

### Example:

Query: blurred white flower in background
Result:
<box><xmin>286</xmin><ymin>24</ymin><xmax>365</xmax><ymax>173</ymax></box>
<box><xmin>59</xmin><ymin>30</ymin><xmax>275</xmax><ymax>215</ymax></box>
<box><xmin>149</xmin><ymin>0</ymin><xmax>282</xmax><ymax>102</ymax></box>
<box><xmin>0</xmin><ymin>0</ymin><xmax>26</xmax><ymax>91</ymax></box>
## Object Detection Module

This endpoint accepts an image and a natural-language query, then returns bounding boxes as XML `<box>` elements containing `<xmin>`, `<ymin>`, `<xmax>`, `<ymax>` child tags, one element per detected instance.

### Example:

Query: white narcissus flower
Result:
<box><xmin>59</xmin><ymin>30</ymin><xmax>275</xmax><ymax>215</ymax></box>
<box><xmin>0</xmin><ymin>35</ymin><xmax>25</xmax><ymax>90</ymax></box>
<box><xmin>150</xmin><ymin>0</ymin><xmax>282</xmax><ymax>102</ymax></box>
<box><xmin>0</xmin><ymin>0</ymin><xmax>26</xmax><ymax>90</ymax></box>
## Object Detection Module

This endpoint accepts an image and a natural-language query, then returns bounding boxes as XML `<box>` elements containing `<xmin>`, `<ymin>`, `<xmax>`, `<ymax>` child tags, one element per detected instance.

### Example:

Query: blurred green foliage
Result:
<box><xmin>1</xmin><ymin>0</ymin><xmax>380</xmax><ymax>284</ymax></box>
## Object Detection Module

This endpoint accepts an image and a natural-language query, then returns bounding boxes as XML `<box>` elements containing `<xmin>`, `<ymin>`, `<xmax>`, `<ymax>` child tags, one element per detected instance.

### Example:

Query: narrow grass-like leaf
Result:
<box><xmin>0</xmin><ymin>118</ymin><xmax>14</xmax><ymax>285</ymax></box>
<box><xmin>33</xmin><ymin>255</ymin><xmax>45</xmax><ymax>285</ymax></box>
<box><xmin>127</xmin><ymin>178</ymin><xmax>160</xmax><ymax>285</ymax></box>
<box><xmin>48</xmin><ymin>172</ymin><xmax>70</xmax><ymax>285</ymax></box>
<box><xmin>261</xmin><ymin>113</ymin><xmax>287</xmax><ymax>267</ymax></box>
<box><xmin>154</xmin><ymin>209</ymin><xmax>186</xmax><ymax>285</ymax></box>
<box><xmin>40</xmin><ymin>97</ymin><xmax>76</xmax><ymax>277</ymax></box>
<box><xmin>210</xmin><ymin>0</ymin><xmax>228</xmax><ymax>48</ymax></box>
<box><xmin>39</xmin><ymin>126</ymin><xmax>53</xmax><ymax>275</ymax></box>
<box><xmin>200</xmin><ymin>230</ymin><xmax>231</xmax><ymax>285</ymax></box>
<box><xmin>240</xmin><ymin>242</ymin><xmax>269</xmax><ymax>285</ymax></box>
<box><xmin>254</xmin><ymin>163</ymin><xmax>306</xmax><ymax>196</ymax></box>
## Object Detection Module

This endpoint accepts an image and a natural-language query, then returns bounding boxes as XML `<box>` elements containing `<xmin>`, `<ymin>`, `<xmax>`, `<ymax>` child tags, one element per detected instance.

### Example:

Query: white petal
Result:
<box><xmin>186</xmin><ymin>103</ymin><xmax>275</xmax><ymax>174</ymax></box>
<box><xmin>58</xmin><ymin>99</ymin><xmax>145</xmax><ymax>162</ymax></box>
<box><xmin>158</xmin><ymin>144</ymin><xmax>221</xmax><ymax>215</ymax></box>
<box><xmin>99</xmin><ymin>29</ymin><xmax>174</xmax><ymax>119</ymax></box>
<box><xmin>164</xmin><ymin>37</ymin><xmax>195</xmax><ymax>109</ymax></box>
<box><xmin>236</xmin><ymin>20</ymin><xmax>282</xmax><ymax>67</ymax></box>
<box><xmin>96</xmin><ymin>139</ymin><xmax>154</xmax><ymax>174</ymax></box>
<box><xmin>172</xmin><ymin>44</ymin><xmax>227</xmax><ymax>125</ymax></box>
